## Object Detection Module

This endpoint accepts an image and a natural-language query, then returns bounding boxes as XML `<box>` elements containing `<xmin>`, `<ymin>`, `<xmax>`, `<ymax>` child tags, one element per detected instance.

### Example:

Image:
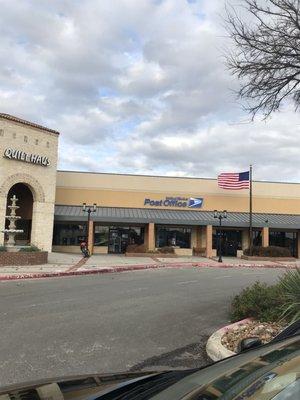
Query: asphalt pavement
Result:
<box><xmin>0</xmin><ymin>266</ymin><xmax>285</xmax><ymax>386</ymax></box>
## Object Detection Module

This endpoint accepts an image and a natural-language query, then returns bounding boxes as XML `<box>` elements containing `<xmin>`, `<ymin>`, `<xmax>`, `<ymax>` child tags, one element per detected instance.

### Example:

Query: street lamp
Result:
<box><xmin>82</xmin><ymin>203</ymin><xmax>97</xmax><ymax>250</ymax></box>
<box><xmin>213</xmin><ymin>210</ymin><xmax>227</xmax><ymax>263</ymax></box>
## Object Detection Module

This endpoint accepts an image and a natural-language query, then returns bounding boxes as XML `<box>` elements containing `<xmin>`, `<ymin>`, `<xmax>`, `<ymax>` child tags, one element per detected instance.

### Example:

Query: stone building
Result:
<box><xmin>0</xmin><ymin>114</ymin><xmax>59</xmax><ymax>252</ymax></box>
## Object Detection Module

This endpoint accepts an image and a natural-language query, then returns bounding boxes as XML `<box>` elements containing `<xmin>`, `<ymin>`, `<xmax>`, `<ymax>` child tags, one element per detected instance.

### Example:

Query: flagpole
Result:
<box><xmin>249</xmin><ymin>165</ymin><xmax>253</xmax><ymax>255</ymax></box>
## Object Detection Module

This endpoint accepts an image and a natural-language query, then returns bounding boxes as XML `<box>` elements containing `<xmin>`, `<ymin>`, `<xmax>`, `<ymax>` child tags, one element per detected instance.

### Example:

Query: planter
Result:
<box><xmin>206</xmin><ymin>319</ymin><xmax>251</xmax><ymax>362</ymax></box>
<box><xmin>241</xmin><ymin>255</ymin><xmax>296</xmax><ymax>261</ymax></box>
<box><xmin>206</xmin><ymin>318</ymin><xmax>285</xmax><ymax>362</ymax></box>
<box><xmin>0</xmin><ymin>251</ymin><xmax>48</xmax><ymax>266</ymax></box>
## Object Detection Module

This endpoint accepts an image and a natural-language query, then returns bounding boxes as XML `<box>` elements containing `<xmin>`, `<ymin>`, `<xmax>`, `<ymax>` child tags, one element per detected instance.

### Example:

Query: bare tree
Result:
<box><xmin>226</xmin><ymin>0</ymin><xmax>300</xmax><ymax>118</ymax></box>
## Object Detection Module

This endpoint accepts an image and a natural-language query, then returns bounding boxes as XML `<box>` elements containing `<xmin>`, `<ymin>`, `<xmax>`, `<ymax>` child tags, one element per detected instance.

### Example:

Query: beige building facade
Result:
<box><xmin>0</xmin><ymin>114</ymin><xmax>59</xmax><ymax>252</ymax></box>
<box><xmin>1</xmin><ymin>114</ymin><xmax>300</xmax><ymax>257</ymax></box>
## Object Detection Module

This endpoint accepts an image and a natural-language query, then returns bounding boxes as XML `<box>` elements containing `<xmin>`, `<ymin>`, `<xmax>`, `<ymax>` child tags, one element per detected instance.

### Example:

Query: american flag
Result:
<box><xmin>218</xmin><ymin>171</ymin><xmax>250</xmax><ymax>190</ymax></box>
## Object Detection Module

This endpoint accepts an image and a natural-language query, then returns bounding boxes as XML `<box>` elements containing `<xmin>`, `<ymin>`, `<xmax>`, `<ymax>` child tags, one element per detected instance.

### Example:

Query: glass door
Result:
<box><xmin>108</xmin><ymin>228</ymin><xmax>122</xmax><ymax>254</ymax></box>
<box><xmin>216</xmin><ymin>230</ymin><xmax>242</xmax><ymax>257</ymax></box>
<box><xmin>108</xmin><ymin>226</ymin><xmax>145</xmax><ymax>253</ymax></box>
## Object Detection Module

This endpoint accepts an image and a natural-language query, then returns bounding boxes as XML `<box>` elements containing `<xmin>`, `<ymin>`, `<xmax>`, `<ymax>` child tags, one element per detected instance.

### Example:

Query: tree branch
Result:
<box><xmin>225</xmin><ymin>0</ymin><xmax>300</xmax><ymax>118</ymax></box>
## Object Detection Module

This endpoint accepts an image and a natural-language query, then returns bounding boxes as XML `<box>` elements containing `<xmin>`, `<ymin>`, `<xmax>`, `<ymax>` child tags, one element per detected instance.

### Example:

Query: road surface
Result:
<box><xmin>0</xmin><ymin>266</ymin><xmax>284</xmax><ymax>386</ymax></box>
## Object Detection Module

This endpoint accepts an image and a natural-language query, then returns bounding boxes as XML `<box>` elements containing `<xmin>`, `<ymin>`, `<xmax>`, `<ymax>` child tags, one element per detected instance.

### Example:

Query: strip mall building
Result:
<box><xmin>1</xmin><ymin>113</ymin><xmax>300</xmax><ymax>258</ymax></box>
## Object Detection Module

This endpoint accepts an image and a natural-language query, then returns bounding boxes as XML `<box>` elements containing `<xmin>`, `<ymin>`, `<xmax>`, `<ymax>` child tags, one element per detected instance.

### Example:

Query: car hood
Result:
<box><xmin>0</xmin><ymin>370</ymin><xmax>170</xmax><ymax>400</ymax></box>
<box><xmin>1</xmin><ymin>334</ymin><xmax>299</xmax><ymax>400</ymax></box>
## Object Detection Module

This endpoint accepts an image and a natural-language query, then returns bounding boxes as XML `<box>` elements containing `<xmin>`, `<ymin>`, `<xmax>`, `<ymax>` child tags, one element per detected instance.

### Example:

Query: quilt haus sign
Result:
<box><xmin>4</xmin><ymin>148</ymin><xmax>50</xmax><ymax>167</ymax></box>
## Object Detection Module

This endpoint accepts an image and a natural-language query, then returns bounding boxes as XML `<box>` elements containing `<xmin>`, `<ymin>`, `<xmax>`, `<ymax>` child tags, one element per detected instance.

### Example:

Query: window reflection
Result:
<box><xmin>52</xmin><ymin>222</ymin><xmax>87</xmax><ymax>245</ymax></box>
<box><xmin>156</xmin><ymin>226</ymin><xmax>191</xmax><ymax>248</ymax></box>
<box><xmin>94</xmin><ymin>225</ymin><xmax>109</xmax><ymax>246</ymax></box>
<box><xmin>94</xmin><ymin>225</ymin><xmax>145</xmax><ymax>253</ymax></box>
<box><xmin>188</xmin><ymin>342</ymin><xmax>300</xmax><ymax>400</ymax></box>
<box><xmin>269</xmin><ymin>231</ymin><xmax>297</xmax><ymax>257</ymax></box>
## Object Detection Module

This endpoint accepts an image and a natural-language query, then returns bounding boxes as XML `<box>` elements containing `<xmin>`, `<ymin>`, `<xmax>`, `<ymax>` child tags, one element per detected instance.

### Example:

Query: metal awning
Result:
<box><xmin>54</xmin><ymin>205</ymin><xmax>300</xmax><ymax>229</ymax></box>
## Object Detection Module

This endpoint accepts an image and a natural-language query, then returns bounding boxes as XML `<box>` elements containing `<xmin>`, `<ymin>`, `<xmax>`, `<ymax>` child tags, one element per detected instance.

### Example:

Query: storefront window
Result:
<box><xmin>269</xmin><ymin>231</ymin><xmax>297</xmax><ymax>257</ymax></box>
<box><xmin>94</xmin><ymin>226</ymin><xmax>109</xmax><ymax>246</ymax></box>
<box><xmin>155</xmin><ymin>226</ymin><xmax>191</xmax><ymax>248</ymax></box>
<box><xmin>213</xmin><ymin>229</ymin><xmax>242</xmax><ymax>256</ymax></box>
<box><xmin>107</xmin><ymin>226</ymin><xmax>145</xmax><ymax>253</ymax></box>
<box><xmin>52</xmin><ymin>222</ymin><xmax>87</xmax><ymax>246</ymax></box>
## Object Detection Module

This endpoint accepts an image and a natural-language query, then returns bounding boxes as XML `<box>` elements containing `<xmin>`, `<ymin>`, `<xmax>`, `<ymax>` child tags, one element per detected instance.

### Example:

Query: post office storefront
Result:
<box><xmin>1</xmin><ymin>113</ymin><xmax>300</xmax><ymax>258</ymax></box>
<box><xmin>53</xmin><ymin>206</ymin><xmax>300</xmax><ymax>257</ymax></box>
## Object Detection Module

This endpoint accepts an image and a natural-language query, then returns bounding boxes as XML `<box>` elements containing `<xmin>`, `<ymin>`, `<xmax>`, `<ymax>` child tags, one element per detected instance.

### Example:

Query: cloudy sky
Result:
<box><xmin>0</xmin><ymin>0</ymin><xmax>299</xmax><ymax>182</ymax></box>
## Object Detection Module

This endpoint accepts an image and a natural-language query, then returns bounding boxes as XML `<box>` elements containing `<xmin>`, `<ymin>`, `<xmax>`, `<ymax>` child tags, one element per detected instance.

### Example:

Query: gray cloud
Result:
<box><xmin>115</xmin><ymin>108</ymin><xmax>300</xmax><ymax>181</ymax></box>
<box><xmin>0</xmin><ymin>0</ymin><xmax>299</xmax><ymax>182</ymax></box>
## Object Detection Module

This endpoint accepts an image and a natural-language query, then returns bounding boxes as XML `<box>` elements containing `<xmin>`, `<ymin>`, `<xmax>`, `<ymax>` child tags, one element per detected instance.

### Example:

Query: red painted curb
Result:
<box><xmin>0</xmin><ymin>261</ymin><xmax>296</xmax><ymax>281</ymax></box>
<box><xmin>0</xmin><ymin>264</ymin><xmax>173</xmax><ymax>281</ymax></box>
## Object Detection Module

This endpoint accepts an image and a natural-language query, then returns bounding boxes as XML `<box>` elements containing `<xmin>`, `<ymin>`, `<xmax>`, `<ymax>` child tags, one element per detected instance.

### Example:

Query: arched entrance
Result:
<box><xmin>5</xmin><ymin>183</ymin><xmax>33</xmax><ymax>245</ymax></box>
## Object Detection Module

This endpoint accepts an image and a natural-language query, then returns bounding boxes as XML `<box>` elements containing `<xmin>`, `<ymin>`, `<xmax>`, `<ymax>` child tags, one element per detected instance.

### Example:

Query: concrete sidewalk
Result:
<box><xmin>0</xmin><ymin>252</ymin><xmax>298</xmax><ymax>281</ymax></box>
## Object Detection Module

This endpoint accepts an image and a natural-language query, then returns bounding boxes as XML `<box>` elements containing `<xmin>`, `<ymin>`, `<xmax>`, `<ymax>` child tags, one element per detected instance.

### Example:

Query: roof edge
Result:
<box><xmin>54</xmin><ymin>205</ymin><xmax>300</xmax><ymax>217</ymax></box>
<box><xmin>57</xmin><ymin>170</ymin><xmax>300</xmax><ymax>185</ymax></box>
<box><xmin>0</xmin><ymin>113</ymin><xmax>60</xmax><ymax>135</ymax></box>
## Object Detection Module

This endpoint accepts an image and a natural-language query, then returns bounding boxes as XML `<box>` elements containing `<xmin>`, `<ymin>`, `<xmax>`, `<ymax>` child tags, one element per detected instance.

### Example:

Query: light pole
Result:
<box><xmin>82</xmin><ymin>203</ymin><xmax>97</xmax><ymax>251</ymax></box>
<box><xmin>214</xmin><ymin>210</ymin><xmax>227</xmax><ymax>263</ymax></box>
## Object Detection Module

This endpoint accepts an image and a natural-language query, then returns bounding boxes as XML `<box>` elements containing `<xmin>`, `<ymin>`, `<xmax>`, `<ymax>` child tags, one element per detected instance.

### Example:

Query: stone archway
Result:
<box><xmin>0</xmin><ymin>173</ymin><xmax>45</xmax><ymax>203</ymax></box>
<box><xmin>0</xmin><ymin>173</ymin><xmax>46</xmax><ymax>248</ymax></box>
<box><xmin>5</xmin><ymin>183</ymin><xmax>34</xmax><ymax>245</ymax></box>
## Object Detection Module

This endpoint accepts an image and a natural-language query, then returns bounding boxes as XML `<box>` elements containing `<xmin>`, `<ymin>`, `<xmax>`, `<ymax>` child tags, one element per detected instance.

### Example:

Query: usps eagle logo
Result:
<box><xmin>188</xmin><ymin>198</ymin><xmax>203</xmax><ymax>208</ymax></box>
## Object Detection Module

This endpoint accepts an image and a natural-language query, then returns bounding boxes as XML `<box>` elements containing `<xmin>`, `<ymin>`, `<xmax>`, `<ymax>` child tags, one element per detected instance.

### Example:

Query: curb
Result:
<box><xmin>206</xmin><ymin>318</ymin><xmax>252</xmax><ymax>362</ymax></box>
<box><xmin>0</xmin><ymin>263</ymin><xmax>190</xmax><ymax>281</ymax></box>
<box><xmin>0</xmin><ymin>261</ymin><xmax>295</xmax><ymax>282</ymax></box>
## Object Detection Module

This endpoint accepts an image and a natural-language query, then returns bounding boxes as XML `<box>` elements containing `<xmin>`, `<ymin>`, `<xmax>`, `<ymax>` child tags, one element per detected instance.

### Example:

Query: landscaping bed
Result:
<box><xmin>207</xmin><ymin>268</ymin><xmax>299</xmax><ymax>361</ymax></box>
<box><xmin>221</xmin><ymin>320</ymin><xmax>286</xmax><ymax>352</ymax></box>
<box><xmin>243</xmin><ymin>245</ymin><xmax>294</xmax><ymax>259</ymax></box>
<box><xmin>241</xmin><ymin>255</ymin><xmax>295</xmax><ymax>261</ymax></box>
<box><xmin>126</xmin><ymin>244</ymin><xmax>177</xmax><ymax>257</ymax></box>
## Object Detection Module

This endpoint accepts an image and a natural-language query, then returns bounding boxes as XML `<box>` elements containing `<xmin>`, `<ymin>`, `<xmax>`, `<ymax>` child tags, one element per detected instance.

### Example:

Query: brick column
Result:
<box><xmin>205</xmin><ymin>225</ymin><xmax>213</xmax><ymax>258</ymax></box>
<box><xmin>147</xmin><ymin>222</ymin><xmax>155</xmax><ymax>251</ymax></box>
<box><xmin>242</xmin><ymin>229</ymin><xmax>250</xmax><ymax>250</ymax></box>
<box><xmin>0</xmin><ymin>195</ymin><xmax>6</xmax><ymax>246</ymax></box>
<box><xmin>262</xmin><ymin>227</ymin><xmax>269</xmax><ymax>247</ymax></box>
<box><xmin>191</xmin><ymin>227</ymin><xmax>198</xmax><ymax>250</ymax></box>
<box><xmin>88</xmin><ymin>220</ymin><xmax>94</xmax><ymax>254</ymax></box>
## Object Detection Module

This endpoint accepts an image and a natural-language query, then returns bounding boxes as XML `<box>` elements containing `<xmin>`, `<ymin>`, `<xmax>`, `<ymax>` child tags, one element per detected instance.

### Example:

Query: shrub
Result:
<box><xmin>20</xmin><ymin>245</ymin><xmax>41</xmax><ymax>252</ymax></box>
<box><xmin>278</xmin><ymin>268</ymin><xmax>300</xmax><ymax>323</ymax></box>
<box><xmin>230</xmin><ymin>281</ymin><xmax>284</xmax><ymax>322</ymax></box>
<box><xmin>244</xmin><ymin>246</ymin><xmax>291</xmax><ymax>257</ymax></box>
<box><xmin>0</xmin><ymin>246</ymin><xmax>7</xmax><ymax>252</ymax></box>
<box><xmin>157</xmin><ymin>246</ymin><xmax>175</xmax><ymax>254</ymax></box>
